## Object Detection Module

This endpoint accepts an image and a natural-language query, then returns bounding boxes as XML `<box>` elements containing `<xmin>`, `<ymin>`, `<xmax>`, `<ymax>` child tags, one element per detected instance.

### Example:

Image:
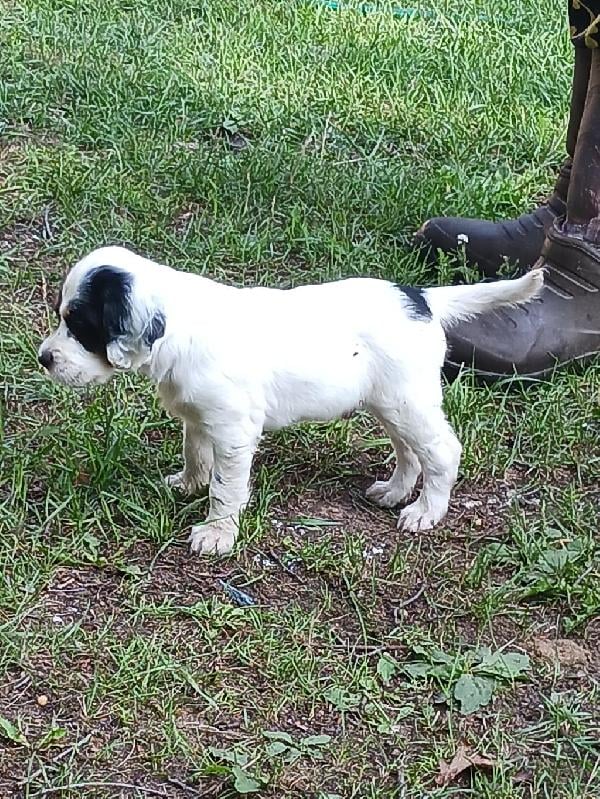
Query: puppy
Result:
<box><xmin>39</xmin><ymin>246</ymin><xmax>543</xmax><ymax>555</ymax></box>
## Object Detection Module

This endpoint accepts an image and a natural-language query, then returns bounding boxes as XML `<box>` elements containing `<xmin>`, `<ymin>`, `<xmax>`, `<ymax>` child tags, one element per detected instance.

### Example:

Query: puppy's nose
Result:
<box><xmin>38</xmin><ymin>350</ymin><xmax>54</xmax><ymax>370</ymax></box>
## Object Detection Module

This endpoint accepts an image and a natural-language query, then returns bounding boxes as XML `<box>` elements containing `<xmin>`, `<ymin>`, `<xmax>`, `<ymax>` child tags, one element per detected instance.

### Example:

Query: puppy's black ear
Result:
<box><xmin>98</xmin><ymin>267</ymin><xmax>164</xmax><ymax>369</ymax></box>
<box><xmin>65</xmin><ymin>266</ymin><xmax>133</xmax><ymax>359</ymax></box>
<box><xmin>82</xmin><ymin>266</ymin><xmax>134</xmax><ymax>368</ymax></box>
<box><xmin>95</xmin><ymin>266</ymin><xmax>133</xmax><ymax>345</ymax></box>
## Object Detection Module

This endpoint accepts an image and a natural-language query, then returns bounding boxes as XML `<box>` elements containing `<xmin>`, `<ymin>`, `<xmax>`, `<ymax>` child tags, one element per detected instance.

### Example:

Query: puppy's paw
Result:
<box><xmin>366</xmin><ymin>478</ymin><xmax>414</xmax><ymax>508</ymax></box>
<box><xmin>189</xmin><ymin>520</ymin><xmax>236</xmax><ymax>556</ymax></box>
<box><xmin>398</xmin><ymin>498</ymin><xmax>447</xmax><ymax>533</ymax></box>
<box><xmin>165</xmin><ymin>469</ymin><xmax>209</xmax><ymax>495</ymax></box>
<box><xmin>165</xmin><ymin>471</ymin><xmax>189</xmax><ymax>492</ymax></box>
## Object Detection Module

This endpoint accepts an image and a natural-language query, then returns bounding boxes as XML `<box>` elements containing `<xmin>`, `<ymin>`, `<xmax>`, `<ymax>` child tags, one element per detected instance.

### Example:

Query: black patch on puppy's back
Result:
<box><xmin>65</xmin><ymin>266</ymin><xmax>132</xmax><ymax>355</ymax></box>
<box><xmin>395</xmin><ymin>284</ymin><xmax>432</xmax><ymax>321</ymax></box>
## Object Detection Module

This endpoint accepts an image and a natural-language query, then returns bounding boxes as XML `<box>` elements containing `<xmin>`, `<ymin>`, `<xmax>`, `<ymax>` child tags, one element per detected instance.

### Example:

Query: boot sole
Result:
<box><xmin>444</xmin><ymin>350</ymin><xmax>599</xmax><ymax>385</ymax></box>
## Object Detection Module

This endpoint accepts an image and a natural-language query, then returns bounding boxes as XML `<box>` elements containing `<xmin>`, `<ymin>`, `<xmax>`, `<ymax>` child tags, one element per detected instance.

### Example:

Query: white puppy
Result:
<box><xmin>39</xmin><ymin>246</ymin><xmax>543</xmax><ymax>555</ymax></box>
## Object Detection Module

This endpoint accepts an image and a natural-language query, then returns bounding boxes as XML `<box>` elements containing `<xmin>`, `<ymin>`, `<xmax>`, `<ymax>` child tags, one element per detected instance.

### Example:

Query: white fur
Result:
<box><xmin>39</xmin><ymin>246</ymin><xmax>543</xmax><ymax>555</ymax></box>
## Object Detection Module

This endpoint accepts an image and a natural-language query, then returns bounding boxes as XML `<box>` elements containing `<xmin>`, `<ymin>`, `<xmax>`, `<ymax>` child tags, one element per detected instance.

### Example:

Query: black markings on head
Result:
<box><xmin>65</xmin><ymin>266</ymin><xmax>132</xmax><ymax>356</ymax></box>
<box><xmin>396</xmin><ymin>285</ymin><xmax>432</xmax><ymax>321</ymax></box>
<box><xmin>144</xmin><ymin>311</ymin><xmax>165</xmax><ymax>347</ymax></box>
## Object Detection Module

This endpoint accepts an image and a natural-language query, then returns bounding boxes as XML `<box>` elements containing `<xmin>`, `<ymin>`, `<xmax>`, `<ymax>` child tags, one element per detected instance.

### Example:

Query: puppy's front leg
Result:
<box><xmin>166</xmin><ymin>421</ymin><xmax>213</xmax><ymax>495</ymax></box>
<box><xmin>189</xmin><ymin>430</ymin><xmax>259</xmax><ymax>556</ymax></box>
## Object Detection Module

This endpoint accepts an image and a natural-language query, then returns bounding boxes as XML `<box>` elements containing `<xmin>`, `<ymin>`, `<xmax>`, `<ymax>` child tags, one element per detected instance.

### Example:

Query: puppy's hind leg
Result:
<box><xmin>366</xmin><ymin>411</ymin><xmax>421</xmax><ymax>508</ymax></box>
<box><xmin>396</xmin><ymin>405</ymin><xmax>462</xmax><ymax>533</ymax></box>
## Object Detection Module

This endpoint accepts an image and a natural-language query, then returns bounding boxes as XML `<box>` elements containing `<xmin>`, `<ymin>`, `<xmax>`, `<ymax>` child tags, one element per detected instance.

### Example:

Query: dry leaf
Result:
<box><xmin>74</xmin><ymin>469</ymin><xmax>91</xmax><ymax>486</ymax></box>
<box><xmin>436</xmin><ymin>744</ymin><xmax>496</xmax><ymax>786</ymax></box>
<box><xmin>513</xmin><ymin>768</ymin><xmax>534</xmax><ymax>785</ymax></box>
<box><xmin>533</xmin><ymin>638</ymin><xmax>589</xmax><ymax>667</ymax></box>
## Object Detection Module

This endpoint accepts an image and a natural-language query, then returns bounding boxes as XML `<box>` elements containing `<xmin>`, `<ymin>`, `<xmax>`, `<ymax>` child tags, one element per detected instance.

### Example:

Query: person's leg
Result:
<box><xmin>566</xmin><ymin>59</ymin><xmax>600</xmax><ymax>229</ymax></box>
<box><xmin>413</xmin><ymin>36</ymin><xmax>591</xmax><ymax>279</ymax></box>
<box><xmin>443</xmin><ymin>37</ymin><xmax>600</xmax><ymax>380</ymax></box>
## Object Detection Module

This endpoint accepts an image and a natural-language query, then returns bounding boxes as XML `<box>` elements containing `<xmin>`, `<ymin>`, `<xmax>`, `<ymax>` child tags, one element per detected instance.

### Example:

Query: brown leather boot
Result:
<box><xmin>414</xmin><ymin>49</ymin><xmax>591</xmax><ymax>279</ymax></box>
<box><xmin>443</xmin><ymin>222</ymin><xmax>600</xmax><ymax>380</ymax></box>
<box><xmin>444</xmin><ymin>48</ymin><xmax>600</xmax><ymax>381</ymax></box>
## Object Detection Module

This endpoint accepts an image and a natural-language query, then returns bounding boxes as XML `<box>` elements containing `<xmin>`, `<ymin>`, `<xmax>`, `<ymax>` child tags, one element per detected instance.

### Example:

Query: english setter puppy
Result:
<box><xmin>39</xmin><ymin>246</ymin><xmax>543</xmax><ymax>555</ymax></box>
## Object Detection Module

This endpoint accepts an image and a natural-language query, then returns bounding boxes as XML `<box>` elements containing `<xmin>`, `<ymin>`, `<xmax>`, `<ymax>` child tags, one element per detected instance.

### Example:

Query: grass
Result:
<box><xmin>0</xmin><ymin>0</ymin><xmax>599</xmax><ymax>796</ymax></box>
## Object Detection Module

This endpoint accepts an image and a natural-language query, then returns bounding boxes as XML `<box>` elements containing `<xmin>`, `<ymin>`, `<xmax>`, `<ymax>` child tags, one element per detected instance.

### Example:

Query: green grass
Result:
<box><xmin>0</xmin><ymin>0</ymin><xmax>599</xmax><ymax>797</ymax></box>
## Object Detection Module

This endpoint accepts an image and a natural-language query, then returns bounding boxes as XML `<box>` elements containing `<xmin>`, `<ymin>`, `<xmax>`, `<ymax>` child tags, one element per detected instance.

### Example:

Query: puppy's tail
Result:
<box><xmin>425</xmin><ymin>268</ymin><xmax>544</xmax><ymax>329</ymax></box>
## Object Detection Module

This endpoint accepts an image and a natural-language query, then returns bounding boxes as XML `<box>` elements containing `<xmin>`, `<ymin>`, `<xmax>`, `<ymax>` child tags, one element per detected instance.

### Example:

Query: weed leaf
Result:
<box><xmin>263</xmin><ymin>730</ymin><xmax>294</xmax><ymax>744</ymax></box>
<box><xmin>454</xmin><ymin>675</ymin><xmax>494</xmax><ymax>714</ymax></box>
<box><xmin>302</xmin><ymin>734</ymin><xmax>332</xmax><ymax>747</ymax></box>
<box><xmin>209</xmin><ymin>746</ymin><xmax>243</xmax><ymax>765</ymax></box>
<box><xmin>0</xmin><ymin>717</ymin><xmax>28</xmax><ymax>746</ymax></box>
<box><xmin>232</xmin><ymin>766</ymin><xmax>262</xmax><ymax>793</ymax></box>
<box><xmin>266</xmin><ymin>741</ymin><xmax>289</xmax><ymax>757</ymax></box>
<box><xmin>38</xmin><ymin>725</ymin><xmax>66</xmax><ymax>749</ymax></box>
<box><xmin>377</xmin><ymin>653</ymin><xmax>398</xmax><ymax>685</ymax></box>
<box><xmin>476</xmin><ymin>650</ymin><xmax>530</xmax><ymax>680</ymax></box>
<box><xmin>324</xmin><ymin>686</ymin><xmax>361</xmax><ymax>711</ymax></box>
<box><xmin>401</xmin><ymin>662</ymin><xmax>431</xmax><ymax>679</ymax></box>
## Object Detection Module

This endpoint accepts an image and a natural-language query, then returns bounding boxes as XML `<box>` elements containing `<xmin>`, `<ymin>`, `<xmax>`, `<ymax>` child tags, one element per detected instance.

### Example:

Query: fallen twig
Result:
<box><xmin>267</xmin><ymin>548</ymin><xmax>305</xmax><ymax>583</ymax></box>
<box><xmin>396</xmin><ymin>581</ymin><xmax>427</xmax><ymax>610</ymax></box>
<box><xmin>39</xmin><ymin>779</ymin><xmax>208</xmax><ymax>797</ymax></box>
<box><xmin>40</xmin><ymin>781</ymin><xmax>170</xmax><ymax>797</ymax></box>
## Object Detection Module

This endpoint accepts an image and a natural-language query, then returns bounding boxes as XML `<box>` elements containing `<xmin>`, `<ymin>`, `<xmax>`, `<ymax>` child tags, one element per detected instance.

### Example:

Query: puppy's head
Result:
<box><xmin>39</xmin><ymin>247</ymin><xmax>165</xmax><ymax>387</ymax></box>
